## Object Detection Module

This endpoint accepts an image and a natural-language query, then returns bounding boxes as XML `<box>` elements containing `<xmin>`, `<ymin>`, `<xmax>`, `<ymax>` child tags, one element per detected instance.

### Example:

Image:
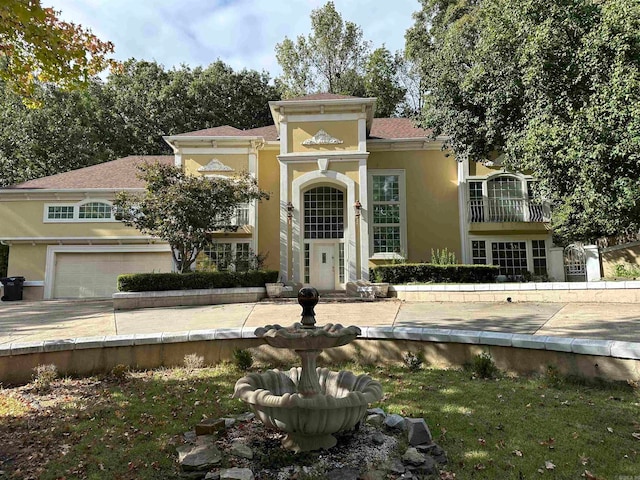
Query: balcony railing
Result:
<box><xmin>468</xmin><ymin>199</ymin><xmax>551</xmax><ymax>223</ymax></box>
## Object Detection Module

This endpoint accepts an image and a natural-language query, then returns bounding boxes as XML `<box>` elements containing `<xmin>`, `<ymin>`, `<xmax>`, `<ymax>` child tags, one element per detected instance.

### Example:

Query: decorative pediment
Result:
<box><xmin>302</xmin><ymin>129</ymin><xmax>343</xmax><ymax>146</ymax></box>
<box><xmin>483</xmin><ymin>153</ymin><xmax>505</xmax><ymax>167</ymax></box>
<box><xmin>197</xmin><ymin>159</ymin><xmax>234</xmax><ymax>172</ymax></box>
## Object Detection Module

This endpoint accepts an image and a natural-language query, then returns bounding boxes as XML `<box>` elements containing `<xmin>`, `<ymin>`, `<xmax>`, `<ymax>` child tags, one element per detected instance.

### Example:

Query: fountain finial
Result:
<box><xmin>298</xmin><ymin>287</ymin><xmax>319</xmax><ymax>328</ymax></box>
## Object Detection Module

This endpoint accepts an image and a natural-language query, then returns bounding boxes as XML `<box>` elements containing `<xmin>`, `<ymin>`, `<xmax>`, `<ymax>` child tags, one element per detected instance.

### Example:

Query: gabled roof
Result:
<box><xmin>369</xmin><ymin>118</ymin><xmax>431</xmax><ymax>139</ymax></box>
<box><xmin>5</xmin><ymin>155</ymin><xmax>174</xmax><ymax>190</ymax></box>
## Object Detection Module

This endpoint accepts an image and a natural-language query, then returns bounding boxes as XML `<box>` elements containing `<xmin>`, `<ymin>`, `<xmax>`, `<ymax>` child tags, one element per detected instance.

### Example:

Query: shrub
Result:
<box><xmin>431</xmin><ymin>248</ymin><xmax>457</xmax><ymax>265</ymax></box>
<box><xmin>468</xmin><ymin>353</ymin><xmax>499</xmax><ymax>379</ymax></box>
<box><xmin>118</xmin><ymin>270</ymin><xmax>279</xmax><ymax>292</ymax></box>
<box><xmin>233</xmin><ymin>349</ymin><xmax>253</xmax><ymax>371</ymax></box>
<box><xmin>33</xmin><ymin>364</ymin><xmax>58</xmax><ymax>391</ymax></box>
<box><xmin>369</xmin><ymin>263</ymin><xmax>499</xmax><ymax>284</ymax></box>
<box><xmin>613</xmin><ymin>263</ymin><xmax>640</xmax><ymax>278</ymax></box>
<box><xmin>184</xmin><ymin>354</ymin><xmax>204</xmax><ymax>371</ymax></box>
<box><xmin>402</xmin><ymin>350</ymin><xmax>425</xmax><ymax>372</ymax></box>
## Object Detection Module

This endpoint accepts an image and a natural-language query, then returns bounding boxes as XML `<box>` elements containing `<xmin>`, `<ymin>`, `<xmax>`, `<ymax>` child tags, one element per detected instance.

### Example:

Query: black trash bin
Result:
<box><xmin>1</xmin><ymin>276</ymin><xmax>25</xmax><ymax>301</ymax></box>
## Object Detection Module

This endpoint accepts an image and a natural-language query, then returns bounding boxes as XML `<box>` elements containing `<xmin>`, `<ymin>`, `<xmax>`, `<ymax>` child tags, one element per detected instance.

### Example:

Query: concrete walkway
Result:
<box><xmin>0</xmin><ymin>298</ymin><xmax>639</xmax><ymax>346</ymax></box>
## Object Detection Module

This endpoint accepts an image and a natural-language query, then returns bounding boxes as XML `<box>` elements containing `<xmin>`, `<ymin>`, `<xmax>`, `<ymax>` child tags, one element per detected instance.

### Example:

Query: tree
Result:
<box><xmin>0</xmin><ymin>0</ymin><xmax>117</xmax><ymax>103</ymax></box>
<box><xmin>406</xmin><ymin>0</ymin><xmax>640</xmax><ymax>241</ymax></box>
<box><xmin>113</xmin><ymin>163</ymin><xmax>269</xmax><ymax>273</ymax></box>
<box><xmin>275</xmin><ymin>1</ymin><xmax>370</xmax><ymax>97</ymax></box>
<box><xmin>0</xmin><ymin>59</ymin><xmax>280</xmax><ymax>187</ymax></box>
<box><xmin>363</xmin><ymin>47</ymin><xmax>406</xmax><ymax>117</ymax></box>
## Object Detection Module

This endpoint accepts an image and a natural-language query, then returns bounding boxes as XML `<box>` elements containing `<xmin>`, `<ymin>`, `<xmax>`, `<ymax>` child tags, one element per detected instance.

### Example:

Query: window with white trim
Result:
<box><xmin>532</xmin><ymin>240</ymin><xmax>547</xmax><ymax>276</ymax></box>
<box><xmin>45</xmin><ymin>201</ymin><xmax>114</xmax><ymax>222</ymax></box>
<box><xmin>471</xmin><ymin>240</ymin><xmax>487</xmax><ymax>265</ymax></box>
<box><xmin>491</xmin><ymin>241</ymin><xmax>528</xmax><ymax>278</ymax></box>
<box><xmin>369</xmin><ymin>171</ymin><xmax>406</xmax><ymax>256</ymax></box>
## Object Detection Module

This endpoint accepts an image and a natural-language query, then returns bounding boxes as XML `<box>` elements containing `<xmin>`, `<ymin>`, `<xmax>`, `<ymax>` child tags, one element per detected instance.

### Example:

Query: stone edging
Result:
<box><xmin>112</xmin><ymin>287</ymin><xmax>266</xmax><ymax>309</ymax></box>
<box><xmin>391</xmin><ymin>281</ymin><xmax>640</xmax><ymax>292</ymax></box>
<box><xmin>2</xmin><ymin>326</ymin><xmax>638</xmax><ymax>361</ymax></box>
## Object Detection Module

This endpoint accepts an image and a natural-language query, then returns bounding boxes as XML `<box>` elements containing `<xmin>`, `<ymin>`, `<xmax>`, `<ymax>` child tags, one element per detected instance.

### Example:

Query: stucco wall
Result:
<box><xmin>288</xmin><ymin>120</ymin><xmax>359</xmax><ymax>153</ymax></box>
<box><xmin>183</xmin><ymin>154</ymin><xmax>249</xmax><ymax>177</ymax></box>
<box><xmin>6</xmin><ymin>244</ymin><xmax>48</xmax><ymax>280</ymax></box>
<box><xmin>368</xmin><ymin>150</ymin><xmax>460</xmax><ymax>262</ymax></box>
<box><xmin>256</xmin><ymin>149</ymin><xmax>281</xmax><ymax>273</ymax></box>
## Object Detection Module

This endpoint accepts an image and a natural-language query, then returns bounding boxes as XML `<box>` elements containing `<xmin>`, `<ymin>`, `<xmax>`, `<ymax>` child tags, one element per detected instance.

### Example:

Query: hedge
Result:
<box><xmin>117</xmin><ymin>270</ymin><xmax>279</xmax><ymax>292</ymax></box>
<box><xmin>370</xmin><ymin>264</ymin><xmax>499</xmax><ymax>284</ymax></box>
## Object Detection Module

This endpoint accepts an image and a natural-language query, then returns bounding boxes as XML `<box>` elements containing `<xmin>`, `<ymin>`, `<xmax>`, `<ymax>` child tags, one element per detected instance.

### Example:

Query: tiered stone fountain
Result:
<box><xmin>233</xmin><ymin>287</ymin><xmax>383</xmax><ymax>452</ymax></box>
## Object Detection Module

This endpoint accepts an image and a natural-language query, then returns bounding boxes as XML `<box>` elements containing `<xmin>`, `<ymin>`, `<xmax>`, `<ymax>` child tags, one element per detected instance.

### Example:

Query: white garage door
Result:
<box><xmin>53</xmin><ymin>251</ymin><xmax>173</xmax><ymax>298</ymax></box>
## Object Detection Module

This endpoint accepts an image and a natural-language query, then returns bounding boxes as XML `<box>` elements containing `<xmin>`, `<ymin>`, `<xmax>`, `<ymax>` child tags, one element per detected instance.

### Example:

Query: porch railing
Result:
<box><xmin>468</xmin><ymin>199</ymin><xmax>551</xmax><ymax>223</ymax></box>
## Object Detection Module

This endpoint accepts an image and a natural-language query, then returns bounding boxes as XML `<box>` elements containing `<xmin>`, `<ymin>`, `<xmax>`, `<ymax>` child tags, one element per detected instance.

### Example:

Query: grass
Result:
<box><xmin>0</xmin><ymin>363</ymin><xmax>638</xmax><ymax>479</ymax></box>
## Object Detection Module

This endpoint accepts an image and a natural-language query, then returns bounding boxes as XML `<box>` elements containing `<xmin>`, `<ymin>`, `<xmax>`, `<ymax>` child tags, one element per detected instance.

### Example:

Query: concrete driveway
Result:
<box><xmin>1</xmin><ymin>298</ymin><xmax>639</xmax><ymax>345</ymax></box>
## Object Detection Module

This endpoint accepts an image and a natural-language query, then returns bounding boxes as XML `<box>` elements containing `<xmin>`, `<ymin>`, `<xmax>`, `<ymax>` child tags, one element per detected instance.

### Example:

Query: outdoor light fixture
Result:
<box><xmin>286</xmin><ymin>202</ymin><xmax>294</xmax><ymax>223</ymax></box>
<box><xmin>354</xmin><ymin>200</ymin><xmax>362</xmax><ymax>218</ymax></box>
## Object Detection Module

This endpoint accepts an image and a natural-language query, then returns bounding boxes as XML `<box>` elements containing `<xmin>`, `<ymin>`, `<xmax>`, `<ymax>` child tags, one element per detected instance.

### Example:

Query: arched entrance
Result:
<box><xmin>303</xmin><ymin>186</ymin><xmax>345</xmax><ymax>290</ymax></box>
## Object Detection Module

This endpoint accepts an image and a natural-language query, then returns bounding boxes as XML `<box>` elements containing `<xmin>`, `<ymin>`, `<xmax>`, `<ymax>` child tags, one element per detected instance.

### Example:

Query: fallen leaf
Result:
<box><xmin>632</xmin><ymin>432</ymin><xmax>640</xmax><ymax>440</ymax></box>
<box><xmin>513</xmin><ymin>450</ymin><xmax>523</xmax><ymax>457</ymax></box>
<box><xmin>545</xmin><ymin>460</ymin><xmax>556</xmax><ymax>470</ymax></box>
<box><xmin>539</xmin><ymin>437</ymin><xmax>555</xmax><ymax>446</ymax></box>
<box><xmin>606</xmin><ymin>427</ymin><xmax>613</xmax><ymax>433</ymax></box>
<box><xmin>478</xmin><ymin>438</ymin><xmax>486</xmax><ymax>446</ymax></box>
<box><xmin>474</xmin><ymin>463</ymin><xmax>486</xmax><ymax>471</ymax></box>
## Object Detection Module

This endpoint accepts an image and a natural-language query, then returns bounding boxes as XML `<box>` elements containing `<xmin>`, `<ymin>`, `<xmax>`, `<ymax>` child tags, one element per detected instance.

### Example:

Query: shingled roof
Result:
<box><xmin>6</xmin><ymin>156</ymin><xmax>174</xmax><ymax>190</ymax></box>
<box><xmin>280</xmin><ymin>93</ymin><xmax>363</xmax><ymax>102</ymax></box>
<box><xmin>369</xmin><ymin>118</ymin><xmax>431</xmax><ymax>139</ymax></box>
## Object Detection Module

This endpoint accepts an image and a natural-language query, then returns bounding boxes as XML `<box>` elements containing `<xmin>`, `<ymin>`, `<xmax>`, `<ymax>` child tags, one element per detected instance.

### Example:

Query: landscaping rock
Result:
<box><xmin>361</xmin><ymin>469</ymin><xmax>386</xmax><ymax>480</ymax></box>
<box><xmin>196</xmin><ymin>435</ymin><xmax>216</xmax><ymax>446</ymax></box>
<box><xmin>416</xmin><ymin>442</ymin><xmax>447</xmax><ymax>464</ymax></box>
<box><xmin>384</xmin><ymin>414</ymin><xmax>406</xmax><ymax>430</ymax></box>
<box><xmin>220</xmin><ymin>467</ymin><xmax>254</xmax><ymax>480</ymax></box>
<box><xmin>371</xmin><ymin>430</ymin><xmax>388</xmax><ymax>445</ymax></box>
<box><xmin>177</xmin><ymin>444</ymin><xmax>222</xmax><ymax>471</ymax></box>
<box><xmin>222</xmin><ymin>417</ymin><xmax>236</xmax><ymax>428</ymax></box>
<box><xmin>405</xmin><ymin>417</ymin><xmax>433</xmax><ymax>446</ymax></box>
<box><xmin>229</xmin><ymin>440</ymin><xmax>253</xmax><ymax>459</ymax></box>
<box><xmin>183</xmin><ymin>430</ymin><xmax>197</xmax><ymax>444</ymax></box>
<box><xmin>367</xmin><ymin>407</ymin><xmax>386</xmax><ymax>417</ymax></box>
<box><xmin>325</xmin><ymin>467</ymin><xmax>360</xmax><ymax>479</ymax></box>
<box><xmin>366</xmin><ymin>414</ymin><xmax>384</xmax><ymax>426</ymax></box>
<box><xmin>389</xmin><ymin>459</ymin><xmax>406</xmax><ymax>474</ymax></box>
<box><xmin>179</xmin><ymin>471</ymin><xmax>207</xmax><ymax>479</ymax></box>
<box><xmin>195</xmin><ymin>418</ymin><xmax>225</xmax><ymax>436</ymax></box>
<box><xmin>234</xmin><ymin>412</ymin><xmax>255</xmax><ymax>422</ymax></box>
<box><xmin>204</xmin><ymin>472</ymin><xmax>220</xmax><ymax>480</ymax></box>
<box><xmin>402</xmin><ymin>447</ymin><xmax>426</xmax><ymax>466</ymax></box>
<box><xmin>407</xmin><ymin>455</ymin><xmax>436</xmax><ymax>476</ymax></box>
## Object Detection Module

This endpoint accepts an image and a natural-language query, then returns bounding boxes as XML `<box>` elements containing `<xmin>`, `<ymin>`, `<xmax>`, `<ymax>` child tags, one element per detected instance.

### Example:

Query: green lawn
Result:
<box><xmin>0</xmin><ymin>363</ymin><xmax>638</xmax><ymax>479</ymax></box>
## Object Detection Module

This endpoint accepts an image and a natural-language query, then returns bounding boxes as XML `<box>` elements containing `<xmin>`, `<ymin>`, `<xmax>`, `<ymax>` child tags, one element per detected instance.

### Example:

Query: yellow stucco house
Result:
<box><xmin>0</xmin><ymin>93</ymin><xmax>558</xmax><ymax>300</ymax></box>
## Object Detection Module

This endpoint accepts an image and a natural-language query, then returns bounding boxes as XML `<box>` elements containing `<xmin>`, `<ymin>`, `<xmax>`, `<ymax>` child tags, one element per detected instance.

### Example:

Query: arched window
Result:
<box><xmin>79</xmin><ymin>202</ymin><xmax>112</xmax><ymax>219</ymax></box>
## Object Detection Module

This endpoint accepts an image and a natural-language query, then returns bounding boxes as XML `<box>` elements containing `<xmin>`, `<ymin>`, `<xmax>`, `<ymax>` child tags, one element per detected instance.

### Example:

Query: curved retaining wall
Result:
<box><xmin>1</xmin><ymin>327</ymin><xmax>638</xmax><ymax>385</ymax></box>
<box><xmin>112</xmin><ymin>287</ymin><xmax>266</xmax><ymax>310</ymax></box>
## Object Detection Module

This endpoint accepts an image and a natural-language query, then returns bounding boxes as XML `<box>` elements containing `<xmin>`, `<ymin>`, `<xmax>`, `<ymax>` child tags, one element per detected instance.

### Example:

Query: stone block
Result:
<box><xmin>544</xmin><ymin>336</ymin><xmax>574</xmax><ymax>352</ymax></box>
<box><xmin>421</xmin><ymin>328</ymin><xmax>451</xmax><ymax>343</ymax></box>
<box><xmin>195</xmin><ymin>418</ymin><xmax>226</xmax><ymax>436</ymax></box>
<box><xmin>479</xmin><ymin>331</ymin><xmax>512</xmax><ymax>347</ymax></box>
<box><xmin>610</xmin><ymin>341</ymin><xmax>640</xmax><ymax>360</ymax></box>
<box><xmin>134</xmin><ymin>333</ymin><xmax>163</xmax><ymax>345</ymax></box>
<box><xmin>448</xmin><ymin>329</ymin><xmax>481</xmax><ymax>344</ymax></box>
<box><xmin>162</xmin><ymin>332</ymin><xmax>190</xmax><ymax>344</ymax></box>
<box><xmin>104</xmin><ymin>335</ymin><xmax>135</xmax><ymax>347</ymax></box>
<box><xmin>405</xmin><ymin>417</ymin><xmax>433</xmax><ymax>446</ymax></box>
<box><xmin>43</xmin><ymin>339</ymin><xmax>75</xmax><ymax>352</ymax></box>
<box><xmin>74</xmin><ymin>336</ymin><xmax>105</xmax><ymax>350</ymax></box>
<box><xmin>384</xmin><ymin>414</ymin><xmax>406</xmax><ymax>430</ymax></box>
<box><xmin>393</xmin><ymin>327</ymin><xmax>423</xmax><ymax>341</ymax></box>
<box><xmin>10</xmin><ymin>341</ymin><xmax>44</xmax><ymax>355</ymax></box>
<box><xmin>571</xmin><ymin>339</ymin><xmax>613</xmax><ymax>356</ymax></box>
<box><xmin>220</xmin><ymin>468</ymin><xmax>254</xmax><ymax>480</ymax></box>
<box><xmin>188</xmin><ymin>330</ymin><xmax>216</xmax><ymax>342</ymax></box>
<box><xmin>511</xmin><ymin>334</ymin><xmax>547</xmax><ymax>350</ymax></box>
<box><xmin>366</xmin><ymin>326</ymin><xmax>395</xmax><ymax>339</ymax></box>
<box><xmin>177</xmin><ymin>444</ymin><xmax>222</xmax><ymax>471</ymax></box>
<box><xmin>214</xmin><ymin>328</ymin><xmax>242</xmax><ymax>340</ymax></box>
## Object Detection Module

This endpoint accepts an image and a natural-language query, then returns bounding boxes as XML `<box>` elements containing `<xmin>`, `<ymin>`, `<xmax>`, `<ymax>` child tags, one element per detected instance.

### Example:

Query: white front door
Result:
<box><xmin>311</xmin><ymin>243</ymin><xmax>336</xmax><ymax>290</ymax></box>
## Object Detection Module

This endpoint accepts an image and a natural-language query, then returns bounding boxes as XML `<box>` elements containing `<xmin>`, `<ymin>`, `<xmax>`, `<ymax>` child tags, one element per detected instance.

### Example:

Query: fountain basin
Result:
<box><xmin>233</xmin><ymin>367</ymin><xmax>383</xmax><ymax>452</ymax></box>
<box><xmin>255</xmin><ymin>323</ymin><xmax>361</xmax><ymax>350</ymax></box>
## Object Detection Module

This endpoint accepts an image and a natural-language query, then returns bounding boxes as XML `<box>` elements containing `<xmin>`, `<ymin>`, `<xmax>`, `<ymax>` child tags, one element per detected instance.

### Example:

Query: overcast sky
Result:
<box><xmin>48</xmin><ymin>0</ymin><xmax>421</xmax><ymax>79</ymax></box>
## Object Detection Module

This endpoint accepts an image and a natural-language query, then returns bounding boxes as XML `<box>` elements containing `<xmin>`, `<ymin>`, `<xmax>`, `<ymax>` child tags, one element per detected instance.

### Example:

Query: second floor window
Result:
<box><xmin>468</xmin><ymin>176</ymin><xmax>548</xmax><ymax>223</ymax></box>
<box><xmin>45</xmin><ymin>201</ymin><xmax>114</xmax><ymax>222</ymax></box>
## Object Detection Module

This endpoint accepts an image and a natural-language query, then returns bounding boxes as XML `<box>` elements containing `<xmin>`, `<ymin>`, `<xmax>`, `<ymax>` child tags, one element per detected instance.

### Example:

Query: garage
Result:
<box><xmin>51</xmin><ymin>249</ymin><xmax>173</xmax><ymax>299</ymax></box>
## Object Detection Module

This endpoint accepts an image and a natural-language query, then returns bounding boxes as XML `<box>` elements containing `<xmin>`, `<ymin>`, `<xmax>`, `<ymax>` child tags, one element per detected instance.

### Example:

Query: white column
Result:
<box><xmin>358</xmin><ymin>158</ymin><xmax>369</xmax><ymax>279</ymax></box>
<box><xmin>548</xmin><ymin>247</ymin><xmax>566</xmax><ymax>282</ymax></box>
<box><xmin>584</xmin><ymin>245</ymin><xmax>601</xmax><ymax>281</ymax></box>
<box><xmin>279</xmin><ymin>160</ymin><xmax>289</xmax><ymax>281</ymax></box>
<box><xmin>457</xmin><ymin>159</ymin><xmax>470</xmax><ymax>263</ymax></box>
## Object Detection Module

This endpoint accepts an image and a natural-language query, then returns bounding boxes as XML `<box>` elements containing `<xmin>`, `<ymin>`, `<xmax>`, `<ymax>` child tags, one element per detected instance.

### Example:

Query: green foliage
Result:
<box><xmin>430</xmin><ymin>247</ymin><xmax>457</xmax><ymax>265</ymax></box>
<box><xmin>32</xmin><ymin>364</ymin><xmax>58</xmax><ymax>392</ymax></box>
<box><xmin>117</xmin><ymin>270</ymin><xmax>279</xmax><ymax>292</ymax></box>
<box><xmin>406</xmin><ymin>0</ymin><xmax>640</xmax><ymax>242</ymax></box>
<box><xmin>402</xmin><ymin>350</ymin><xmax>425</xmax><ymax>372</ymax></box>
<box><xmin>363</xmin><ymin>47</ymin><xmax>406</xmax><ymax>117</ymax></box>
<box><xmin>0</xmin><ymin>59</ymin><xmax>280</xmax><ymax>187</ymax></box>
<box><xmin>0</xmin><ymin>244</ymin><xmax>7</xmax><ymax>278</ymax></box>
<box><xmin>232</xmin><ymin>349</ymin><xmax>253</xmax><ymax>371</ymax></box>
<box><xmin>0</xmin><ymin>0</ymin><xmax>117</xmax><ymax>103</ymax></box>
<box><xmin>370</xmin><ymin>263</ymin><xmax>498</xmax><ymax>284</ymax></box>
<box><xmin>612</xmin><ymin>263</ymin><xmax>640</xmax><ymax>278</ymax></box>
<box><xmin>114</xmin><ymin>163</ymin><xmax>269</xmax><ymax>273</ymax></box>
<box><xmin>468</xmin><ymin>352</ymin><xmax>500</xmax><ymax>379</ymax></box>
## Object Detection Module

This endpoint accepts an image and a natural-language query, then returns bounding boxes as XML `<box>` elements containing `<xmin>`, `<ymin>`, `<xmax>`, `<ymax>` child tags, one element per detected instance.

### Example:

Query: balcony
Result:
<box><xmin>468</xmin><ymin>199</ymin><xmax>551</xmax><ymax>223</ymax></box>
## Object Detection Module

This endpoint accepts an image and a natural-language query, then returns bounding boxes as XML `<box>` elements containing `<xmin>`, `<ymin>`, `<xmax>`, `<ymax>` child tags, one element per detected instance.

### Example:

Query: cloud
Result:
<box><xmin>48</xmin><ymin>0</ymin><xmax>421</xmax><ymax>76</ymax></box>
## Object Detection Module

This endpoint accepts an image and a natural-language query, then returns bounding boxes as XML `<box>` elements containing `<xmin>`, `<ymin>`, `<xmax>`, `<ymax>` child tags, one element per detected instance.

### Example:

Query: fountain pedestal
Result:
<box><xmin>233</xmin><ymin>287</ymin><xmax>383</xmax><ymax>452</ymax></box>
